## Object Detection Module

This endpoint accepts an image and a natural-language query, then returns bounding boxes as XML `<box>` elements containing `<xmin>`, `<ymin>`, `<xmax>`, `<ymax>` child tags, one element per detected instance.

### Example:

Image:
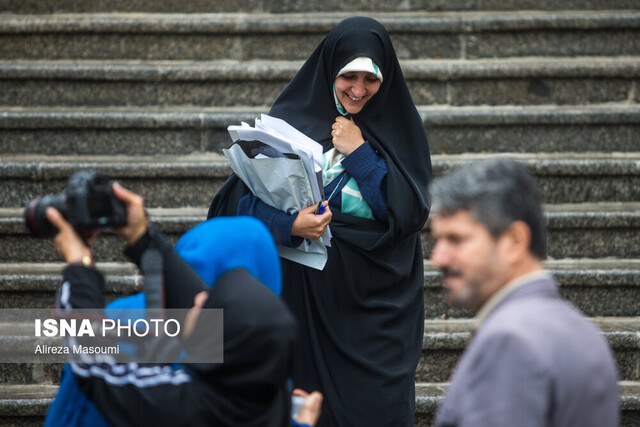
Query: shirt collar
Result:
<box><xmin>475</xmin><ymin>270</ymin><xmax>553</xmax><ymax>326</ymax></box>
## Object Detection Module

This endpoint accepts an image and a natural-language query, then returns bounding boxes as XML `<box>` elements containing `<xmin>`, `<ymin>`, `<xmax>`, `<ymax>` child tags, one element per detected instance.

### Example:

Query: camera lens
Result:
<box><xmin>24</xmin><ymin>194</ymin><xmax>68</xmax><ymax>238</ymax></box>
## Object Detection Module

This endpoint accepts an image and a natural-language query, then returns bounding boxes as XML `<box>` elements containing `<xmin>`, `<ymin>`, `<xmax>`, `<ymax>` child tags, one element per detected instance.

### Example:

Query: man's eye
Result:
<box><xmin>448</xmin><ymin>235</ymin><xmax>463</xmax><ymax>245</ymax></box>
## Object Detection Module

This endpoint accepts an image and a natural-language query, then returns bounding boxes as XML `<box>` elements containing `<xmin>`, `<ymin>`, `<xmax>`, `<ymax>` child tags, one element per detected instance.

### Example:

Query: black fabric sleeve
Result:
<box><xmin>70</xmin><ymin>363</ymin><xmax>210</xmax><ymax>427</ymax></box>
<box><xmin>124</xmin><ymin>224</ymin><xmax>207</xmax><ymax>309</ymax></box>
<box><xmin>71</xmin><ymin>268</ymin><xmax>296</xmax><ymax>427</ymax></box>
<box><xmin>59</xmin><ymin>265</ymin><xmax>105</xmax><ymax>309</ymax></box>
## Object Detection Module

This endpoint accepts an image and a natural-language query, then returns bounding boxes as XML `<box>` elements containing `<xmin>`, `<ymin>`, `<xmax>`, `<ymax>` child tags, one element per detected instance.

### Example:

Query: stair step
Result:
<box><xmin>425</xmin><ymin>259</ymin><xmax>640</xmax><ymax>318</ymax></box>
<box><xmin>418</xmin><ymin>317</ymin><xmax>640</xmax><ymax>382</ymax></box>
<box><xmin>0</xmin><ymin>381</ymin><xmax>637</xmax><ymax>425</ymax></box>
<box><xmin>1</xmin><ymin>104</ymin><xmax>637</xmax><ymax>155</ymax></box>
<box><xmin>0</xmin><ymin>152</ymin><xmax>638</xmax><ymax>207</ymax></box>
<box><xmin>2</xmin><ymin>316</ymin><xmax>640</xmax><ymax>386</ymax></box>
<box><xmin>0</xmin><ymin>364</ymin><xmax>62</xmax><ymax>388</ymax></box>
<box><xmin>0</xmin><ymin>153</ymin><xmax>229</xmax><ymax>209</ymax></box>
<box><xmin>0</xmin><ymin>202</ymin><xmax>639</xmax><ymax>261</ymax></box>
<box><xmin>0</xmin><ymin>384</ymin><xmax>56</xmax><ymax>427</ymax></box>
<box><xmin>434</xmin><ymin>152</ymin><xmax>640</xmax><ymax>204</ymax></box>
<box><xmin>1</xmin><ymin>57</ymin><xmax>638</xmax><ymax>107</ymax></box>
<box><xmin>425</xmin><ymin>202</ymin><xmax>640</xmax><ymax>259</ymax></box>
<box><xmin>0</xmin><ymin>262</ymin><xmax>140</xmax><ymax>308</ymax></box>
<box><xmin>0</xmin><ymin>207</ymin><xmax>205</xmax><ymax>263</ymax></box>
<box><xmin>2</xmin><ymin>259</ymin><xmax>639</xmax><ymax>316</ymax></box>
<box><xmin>0</xmin><ymin>11</ymin><xmax>638</xmax><ymax>60</ymax></box>
<box><xmin>414</xmin><ymin>381</ymin><xmax>640</xmax><ymax>426</ymax></box>
<box><xmin>1</xmin><ymin>0</ymin><xmax>637</xmax><ymax>13</ymax></box>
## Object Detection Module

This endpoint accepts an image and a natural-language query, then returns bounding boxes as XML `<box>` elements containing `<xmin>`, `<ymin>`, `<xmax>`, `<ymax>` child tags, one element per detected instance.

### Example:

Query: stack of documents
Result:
<box><xmin>224</xmin><ymin>114</ymin><xmax>330</xmax><ymax>270</ymax></box>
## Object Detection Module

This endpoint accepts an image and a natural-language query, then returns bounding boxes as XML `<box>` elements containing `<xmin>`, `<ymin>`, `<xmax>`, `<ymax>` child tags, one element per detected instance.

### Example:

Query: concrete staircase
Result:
<box><xmin>0</xmin><ymin>1</ymin><xmax>639</xmax><ymax>425</ymax></box>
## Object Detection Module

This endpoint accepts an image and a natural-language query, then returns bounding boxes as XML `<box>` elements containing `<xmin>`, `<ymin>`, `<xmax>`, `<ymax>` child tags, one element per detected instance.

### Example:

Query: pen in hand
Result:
<box><xmin>314</xmin><ymin>201</ymin><xmax>326</xmax><ymax>215</ymax></box>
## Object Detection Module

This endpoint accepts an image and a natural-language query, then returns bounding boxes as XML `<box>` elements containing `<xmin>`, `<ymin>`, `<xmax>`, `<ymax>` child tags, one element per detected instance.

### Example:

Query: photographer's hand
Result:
<box><xmin>292</xmin><ymin>389</ymin><xmax>323</xmax><ymax>426</ymax></box>
<box><xmin>112</xmin><ymin>182</ymin><xmax>148</xmax><ymax>245</ymax></box>
<box><xmin>46</xmin><ymin>207</ymin><xmax>94</xmax><ymax>265</ymax></box>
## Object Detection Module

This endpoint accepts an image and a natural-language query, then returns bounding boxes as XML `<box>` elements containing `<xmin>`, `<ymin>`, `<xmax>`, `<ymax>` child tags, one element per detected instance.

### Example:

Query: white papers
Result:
<box><xmin>228</xmin><ymin>115</ymin><xmax>324</xmax><ymax>202</ymax></box>
<box><xmin>256</xmin><ymin>114</ymin><xmax>324</xmax><ymax>170</ymax></box>
<box><xmin>224</xmin><ymin>115</ymin><xmax>330</xmax><ymax>270</ymax></box>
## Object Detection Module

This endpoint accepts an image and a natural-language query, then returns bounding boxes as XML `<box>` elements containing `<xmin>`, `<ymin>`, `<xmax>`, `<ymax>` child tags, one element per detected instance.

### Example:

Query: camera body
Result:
<box><xmin>25</xmin><ymin>171</ymin><xmax>127</xmax><ymax>238</ymax></box>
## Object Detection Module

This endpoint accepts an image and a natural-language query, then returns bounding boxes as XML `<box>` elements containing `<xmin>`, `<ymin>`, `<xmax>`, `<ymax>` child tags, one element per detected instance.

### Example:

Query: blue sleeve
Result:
<box><xmin>341</xmin><ymin>141</ymin><xmax>388</xmax><ymax>221</ymax></box>
<box><xmin>237</xmin><ymin>192</ymin><xmax>304</xmax><ymax>248</ymax></box>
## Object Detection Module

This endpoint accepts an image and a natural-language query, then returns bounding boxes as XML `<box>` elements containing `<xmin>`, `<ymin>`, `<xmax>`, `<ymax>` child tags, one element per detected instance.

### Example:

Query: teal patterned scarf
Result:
<box><xmin>322</xmin><ymin>148</ymin><xmax>374</xmax><ymax>219</ymax></box>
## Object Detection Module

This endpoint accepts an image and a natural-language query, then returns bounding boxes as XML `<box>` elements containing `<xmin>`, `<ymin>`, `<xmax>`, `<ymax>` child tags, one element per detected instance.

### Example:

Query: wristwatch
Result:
<box><xmin>69</xmin><ymin>255</ymin><xmax>93</xmax><ymax>268</ymax></box>
<box><xmin>80</xmin><ymin>255</ymin><xmax>93</xmax><ymax>267</ymax></box>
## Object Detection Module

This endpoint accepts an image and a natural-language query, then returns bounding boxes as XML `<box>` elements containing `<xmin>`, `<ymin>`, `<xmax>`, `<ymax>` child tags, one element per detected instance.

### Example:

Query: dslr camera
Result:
<box><xmin>24</xmin><ymin>171</ymin><xmax>127</xmax><ymax>238</ymax></box>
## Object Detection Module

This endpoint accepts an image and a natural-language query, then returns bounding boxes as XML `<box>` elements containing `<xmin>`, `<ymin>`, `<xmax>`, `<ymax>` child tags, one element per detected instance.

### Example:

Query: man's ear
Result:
<box><xmin>500</xmin><ymin>221</ymin><xmax>532</xmax><ymax>264</ymax></box>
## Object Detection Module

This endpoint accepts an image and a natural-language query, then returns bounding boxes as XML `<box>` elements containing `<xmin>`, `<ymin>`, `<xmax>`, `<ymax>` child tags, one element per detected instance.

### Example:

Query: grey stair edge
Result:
<box><xmin>2</xmin><ymin>203</ymin><xmax>640</xmax><ymax>233</ymax></box>
<box><xmin>6</xmin><ymin>202</ymin><xmax>640</xmax><ymax>225</ymax></box>
<box><xmin>418</xmin><ymin>103</ymin><xmax>640</xmax><ymax>125</ymax></box>
<box><xmin>424</xmin><ymin>259</ymin><xmax>640</xmax><ymax>288</ymax></box>
<box><xmin>0</xmin><ymin>384</ymin><xmax>58</xmax><ymax>400</ymax></box>
<box><xmin>0</xmin><ymin>0</ymin><xmax>638</xmax><ymax>14</ymax></box>
<box><xmin>0</xmin><ymin>207</ymin><xmax>208</xmax><ymax>236</ymax></box>
<box><xmin>0</xmin><ymin>381</ymin><xmax>636</xmax><ymax>417</ymax></box>
<box><xmin>1</xmin><ymin>11</ymin><xmax>639</xmax><ymax>33</ymax></box>
<box><xmin>0</xmin><ymin>106</ymin><xmax>263</xmax><ymax>128</ymax></box>
<box><xmin>4</xmin><ymin>321</ymin><xmax>634</xmax><ymax>349</ymax></box>
<box><xmin>0</xmin><ymin>262</ymin><xmax>140</xmax><ymax>292</ymax></box>
<box><xmin>0</xmin><ymin>153</ymin><xmax>231</xmax><ymax>178</ymax></box>
<box><xmin>542</xmin><ymin>203</ymin><xmax>640</xmax><ymax>228</ymax></box>
<box><xmin>1</xmin><ymin>258</ymin><xmax>638</xmax><ymax>291</ymax></box>
<box><xmin>1</xmin><ymin>152</ymin><xmax>639</xmax><ymax>178</ymax></box>
<box><xmin>1</xmin><ymin>104</ymin><xmax>639</xmax><ymax>128</ymax></box>
<box><xmin>0</xmin><ymin>261</ymin><xmax>135</xmax><ymax>274</ymax></box>
<box><xmin>2</xmin><ymin>57</ymin><xmax>640</xmax><ymax>80</ymax></box>
<box><xmin>0</xmin><ymin>59</ymin><xmax>303</xmax><ymax>81</ymax></box>
<box><xmin>415</xmin><ymin>382</ymin><xmax>640</xmax><ymax>410</ymax></box>
<box><xmin>0</xmin><ymin>207</ymin><xmax>207</xmax><ymax>218</ymax></box>
<box><xmin>422</xmin><ymin>317</ymin><xmax>640</xmax><ymax>349</ymax></box>
<box><xmin>0</xmin><ymin>398</ymin><xmax>52</xmax><ymax>417</ymax></box>
<box><xmin>432</xmin><ymin>152</ymin><xmax>640</xmax><ymax>176</ymax></box>
<box><xmin>5</xmin><ymin>258</ymin><xmax>638</xmax><ymax>274</ymax></box>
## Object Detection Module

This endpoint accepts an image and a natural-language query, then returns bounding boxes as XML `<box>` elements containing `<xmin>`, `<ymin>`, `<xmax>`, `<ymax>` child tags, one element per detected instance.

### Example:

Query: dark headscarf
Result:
<box><xmin>269</xmin><ymin>16</ymin><xmax>432</xmax><ymax>246</ymax></box>
<box><xmin>186</xmin><ymin>269</ymin><xmax>296</xmax><ymax>427</ymax></box>
<box><xmin>175</xmin><ymin>216</ymin><xmax>282</xmax><ymax>295</ymax></box>
<box><xmin>179</xmin><ymin>218</ymin><xmax>295</xmax><ymax>427</ymax></box>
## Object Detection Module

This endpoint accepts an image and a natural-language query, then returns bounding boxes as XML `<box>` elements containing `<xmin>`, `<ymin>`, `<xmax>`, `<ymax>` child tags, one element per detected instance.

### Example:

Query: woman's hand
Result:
<box><xmin>331</xmin><ymin>116</ymin><xmax>364</xmax><ymax>156</ymax></box>
<box><xmin>291</xmin><ymin>202</ymin><xmax>332</xmax><ymax>241</ymax></box>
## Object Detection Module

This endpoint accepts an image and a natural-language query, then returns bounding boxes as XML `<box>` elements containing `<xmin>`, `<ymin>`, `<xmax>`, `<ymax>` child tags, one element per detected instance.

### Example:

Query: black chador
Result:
<box><xmin>209</xmin><ymin>17</ymin><xmax>432</xmax><ymax>426</ymax></box>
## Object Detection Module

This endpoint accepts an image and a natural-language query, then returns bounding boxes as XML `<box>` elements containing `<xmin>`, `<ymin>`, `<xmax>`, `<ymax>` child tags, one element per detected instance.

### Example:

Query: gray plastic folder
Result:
<box><xmin>223</xmin><ymin>114</ymin><xmax>330</xmax><ymax>270</ymax></box>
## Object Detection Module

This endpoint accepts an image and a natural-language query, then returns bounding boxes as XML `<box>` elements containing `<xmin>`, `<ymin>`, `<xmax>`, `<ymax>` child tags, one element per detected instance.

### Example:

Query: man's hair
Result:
<box><xmin>429</xmin><ymin>158</ymin><xmax>547</xmax><ymax>259</ymax></box>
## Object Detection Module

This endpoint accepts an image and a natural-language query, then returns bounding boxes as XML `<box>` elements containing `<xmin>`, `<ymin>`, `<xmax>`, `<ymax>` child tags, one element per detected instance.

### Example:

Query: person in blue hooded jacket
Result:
<box><xmin>44</xmin><ymin>183</ymin><xmax>322</xmax><ymax>427</ymax></box>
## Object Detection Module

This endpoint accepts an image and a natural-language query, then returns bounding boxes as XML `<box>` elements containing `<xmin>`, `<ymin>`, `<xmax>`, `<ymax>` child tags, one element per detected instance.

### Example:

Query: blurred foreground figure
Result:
<box><xmin>44</xmin><ymin>182</ymin><xmax>323</xmax><ymax>427</ymax></box>
<box><xmin>429</xmin><ymin>159</ymin><xmax>619</xmax><ymax>427</ymax></box>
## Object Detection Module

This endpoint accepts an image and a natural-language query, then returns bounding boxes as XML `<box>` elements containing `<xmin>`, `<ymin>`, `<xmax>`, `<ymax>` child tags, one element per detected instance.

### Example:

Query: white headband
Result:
<box><xmin>337</xmin><ymin>57</ymin><xmax>383</xmax><ymax>83</ymax></box>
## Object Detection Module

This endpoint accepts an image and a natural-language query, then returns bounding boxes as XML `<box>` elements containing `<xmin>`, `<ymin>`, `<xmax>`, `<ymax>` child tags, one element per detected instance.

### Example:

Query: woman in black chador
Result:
<box><xmin>209</xmin><ymin>17</ymin><xmax>432</xmax><ymax>426</ymax></box>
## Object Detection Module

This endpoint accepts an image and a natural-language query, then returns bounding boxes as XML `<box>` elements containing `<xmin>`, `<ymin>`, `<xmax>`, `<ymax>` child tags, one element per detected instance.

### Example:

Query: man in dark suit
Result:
<box><xmin>429</xmin><ymin>159</ymin><xmax>619</xmax><ymax>427</ymax></box>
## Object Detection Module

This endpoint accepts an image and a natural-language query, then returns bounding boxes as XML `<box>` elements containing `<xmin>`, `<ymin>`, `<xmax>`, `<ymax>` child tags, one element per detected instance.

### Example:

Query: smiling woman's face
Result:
<box><xmin>334</xmin><ymin>71</ymin><xmax>381</xmax><ymax>115</ymax></box>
